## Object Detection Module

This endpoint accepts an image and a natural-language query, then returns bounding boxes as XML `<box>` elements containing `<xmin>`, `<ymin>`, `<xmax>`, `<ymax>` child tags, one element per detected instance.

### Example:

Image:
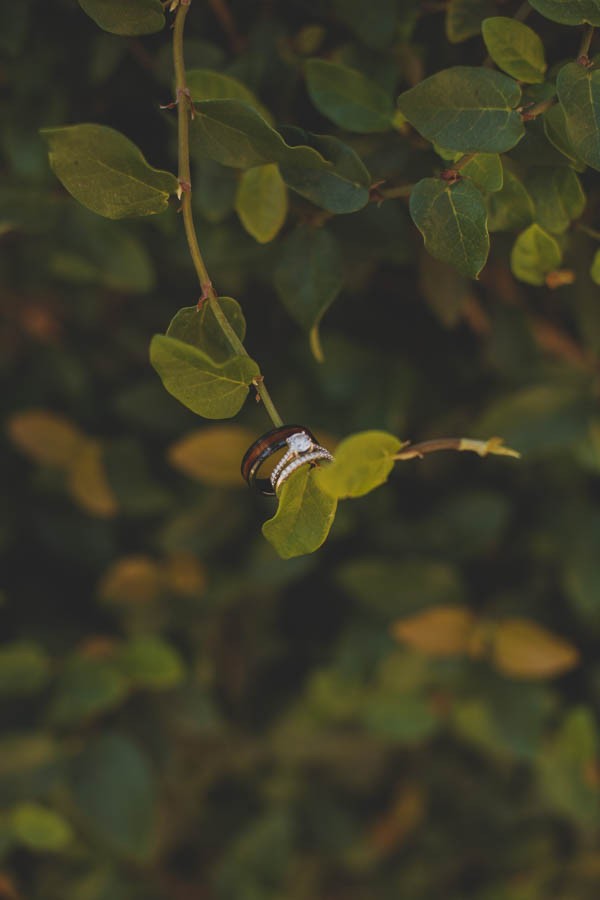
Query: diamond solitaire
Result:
<box><xmin>287</xmin><ymin>432</ymin><xmax>312</xmax><ymax>454</ymax></box>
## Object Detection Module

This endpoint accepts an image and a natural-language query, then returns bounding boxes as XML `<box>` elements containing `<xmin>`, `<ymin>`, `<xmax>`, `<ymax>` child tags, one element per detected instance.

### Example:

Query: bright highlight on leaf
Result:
<box><xmin>316</xmin><ymin>430</ymin><xmax>402</xmax><ymax>499</ymax></box>
<box><xmin>510</xmin><ymin>224</ymin><xmax>562</xmax><ymax>286</ymax></box>
<box><xmin>491</xmin><ymin>619</ymin><xmax>580</xmax><ymax>678</ymax></box>
<box><xmin>235</xmin><ymin>163</ymin><xmax>288</xmax><ymax>244</ymax></box>
<box><xmin>41</xmin><ymin>124</ymin><xmax>178</xmax><ymax>219</ymax></box>
<box><xmin>481</xmin><ymin>18</ymin><xmax>547</xmax><ymax>83</ymax></box>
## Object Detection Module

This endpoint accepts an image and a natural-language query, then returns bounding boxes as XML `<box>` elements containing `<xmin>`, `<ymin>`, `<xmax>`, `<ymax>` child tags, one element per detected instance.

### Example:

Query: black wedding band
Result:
<box><xmin>241</xmin><ymin>425</ymin><xmax>318</xmax><ymax>496</ymax></box>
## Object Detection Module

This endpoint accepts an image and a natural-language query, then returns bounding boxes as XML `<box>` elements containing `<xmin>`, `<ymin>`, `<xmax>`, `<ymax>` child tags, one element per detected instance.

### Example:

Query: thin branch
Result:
<box><xmin>394</xmin><ymin>436</ymin><xmax>521</xmax><ymax>461</ymax></box>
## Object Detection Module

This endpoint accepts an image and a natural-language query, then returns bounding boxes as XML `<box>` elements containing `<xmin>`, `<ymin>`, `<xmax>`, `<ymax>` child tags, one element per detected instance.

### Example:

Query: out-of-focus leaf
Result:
<box><xmin>168</xmin><ymin>425</ymin><xmax>255</xmax><ymax>486</ymax></box>
<box><xmin>98</xmin><ymin>556</ymin><xmax>162</xmax><ymax>605</ymax></box>
<box><xmin>235</xmin><ymin>163</ymin><xmax>288</xmax><ymax>243</ymax></box>
<box><xmin>11</xmin><ymin>803</ymin><xmax>73</xmax><ymax>851</ymax></box>
<box><xmin>305</xmin><ymin>59</ymin><xmax>395</xmax><ymax>132</ymax></box>
<box><xmin>49</xmin><ymin>656</ymin><xmax>128</xmax><ymax>724</ymax></box>
<box><xmin>41</xmin><ymin>124</ymin><xmax>177</xmax><ymax>218</ymax></box>
<box><xmin>510</xmin><ymin>224</ymin><xmax>562</xmax><ymax>285</ymax></box>
<box><xmin>119</xmin><ymin>636</ymin><xmax>185</xmax><ymax>689</ymax></box>
<box><xmin>333</xmin><ymin>0</ymin><xmax>398</xmax><ymax>49</ymax></box>
<box><xmin>528</xmin><ymin>0</ymin><xmax>600</xmax><ymax>25</ymax></box>
<box><xmin>149</xmin><ymin>335</ymin><xmax>259</xmax><ymax>419</ymax></box>
<box><xmin>446</xmin><ymin>0</ymin><xmax>496</xmax><ymax>42</ymax></box>
<box><xmin>78</xmin><ymin>0</ymin><xmax>165</xmax><ymax>35</ymax></box>
<box><xmin>317</xmin><ymin>430</ymin><xmax>402</xmax><ymax>499</ymax></box>
<box><xmin>391</xmin><ymin>606</ymin><xmax>476</xmax><ymax>656</ymax></box>
<box><xmin>0</xmin><ymin>643</ymin><xmax>50</xmax><ymax>697</ymax></box>
<box><xmin>69</xmin><ymin>734</ymin><xmax>158</xmax><ymax>861</ymax></box>
<box><xmin>491</xmin><ymin>618</ymin><xmax>580</xmax><ymax>678</ymax></box>
<box><xmin>556</xmin><ymin>62</ymin><xmax>600</xmax><ymax>171</ymax></box>
<box><xmin>362</xmin><ymin>696</ymin><xmax>438</xmax><ymax>742</ymax></box>
<box><xmin>67</xmin><ymin>440</ymin><xmax>119</xmax><ymax>517</ymax></box>
<box><xmin>7</xmin><ymin>410</ymin><xmax>84</xmax><ymax>468</ymax></box>
<box><xmin>398</xmin><ymin>67</ymin><xmax>524</xmax><ymax>153</ymax></box>
<box><xmin>527</xmin><ymin>167</ymin><xmax>585</xmax><ymax>235</ymax></box>
<box><xmin>487</xmin><ymin>162</ymin><xmax>534</xmax><ymax>231</ymax></box>
<box><xmin>262</xmin><ymin>467</ymin><xmax>337</xmax><ymax>559</ymax></box>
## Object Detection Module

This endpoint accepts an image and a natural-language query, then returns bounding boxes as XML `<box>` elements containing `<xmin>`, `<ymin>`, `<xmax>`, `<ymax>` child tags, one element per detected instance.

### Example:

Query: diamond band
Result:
<box><xmin>273</xmin><ymin>446</ymin><xmax>334</xmax><ymax>494</ymax></box>
<box><xmin>241</xmin><ymin>424</ymin><xmax>333</xmax><ymax>496</ymax></box>
<box><xmin>269</xmin><ymin>431</ymin><xmax>318</xmax><ymax>489</ymax></box>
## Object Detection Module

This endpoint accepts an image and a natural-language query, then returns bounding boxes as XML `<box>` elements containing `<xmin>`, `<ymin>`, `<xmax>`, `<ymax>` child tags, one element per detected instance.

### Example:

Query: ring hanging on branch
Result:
<box><xmin>241</xmin><ymin>426</ymin><xmax>334</xmax><ymax>496</ymax></box>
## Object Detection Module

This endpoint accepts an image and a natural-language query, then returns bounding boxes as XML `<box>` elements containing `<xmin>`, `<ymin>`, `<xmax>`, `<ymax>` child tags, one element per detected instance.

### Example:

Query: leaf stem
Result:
<box><xmin>579</xmin><ymin>24</ymin><xmax>595</xmax><ymax>61</ymax></box>
<box><xmin>394</xmin><ymin>436</ymin><xmax>520</xmax><ymax>461</ymax></box>
<box><xmin>172</xmin><ymin>0</ymin><xmax>283</xmax><ymax>428</ymax></box>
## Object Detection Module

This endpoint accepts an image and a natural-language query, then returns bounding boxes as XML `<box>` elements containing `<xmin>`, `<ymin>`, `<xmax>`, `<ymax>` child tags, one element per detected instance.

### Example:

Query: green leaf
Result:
<box><xmin>543</xmin><ymin>102</ymin><xmax>585</xmax><ymax>167</ymax></box>
<box><xmin>446</xmin><ymin>0</ymin><xmax>496</xmax><ymax>43</ymax></box>
<box><xmin>0</xmin><ymin>642</ymin><xmax>50</xmax><ymax>696</ymax></box>
<box><xmin>273</xmin><ymin>226</ymin><xmax>344</xmax><ymax>333</ymax></box>
<box><xmin>235</xmin><ymin>163</ymin><xmax>288</xmax><ymax>243</ymax></box>
<box><xmin>279</xmin><ymin>128</ymin><xmax>370</xmax><ymax>214</ymax></box>
<box><xmin>11</xmin><ymin>803</ymin><xmax>73</xmax><ymax>852</ymax></box>
<box><xmin>590</xmin><ymin>249</ymin><xmax>600</xmax><ymax>284</ymax></box>
<box><xmin>69</xmin><ymin>734</ymin><xmax>157</xmax><ymax>861</ymax></box>
<box><xmin>481</xmin><ymin>18</ymin><xmax>547</xmax><ymax>83</ymax></box>
<box><xmin>119</xmin><ymin>636</ymin><xmax>185</xmax><ymax>690</ymax></box>
<box><xmin>527</xmin><ymin>167</ymin><xmax>585</xmax><ymax>234</ymax></box>
<box><xmin>304</xmin><ymin>59</ymin><xmax>395</xmax><ymax>133</ymax></box>
<box><xmin>538</xmin><ymin>707</ymin><xmax>600</xmax><ymax>827</ymax></box>
<box><xmin>316</xmin><ymin>430</ymin><xmax>402</xmax><ymax>499</ymax></box>
<box><xmin>166</xmin><ymin>299</ymin><xmax>246</xmax><ymax>364</ymax></box>
<box><xmin>362</xmin><ymin>695</ymin><xmax>438</xmax><ymax>742</ymax></box>
<box><xmin>409</xmin><ymin>177</ymin><xmax>489</xmax><ymax>278</ymax></box>
<box><xmin>262</xmin><ymin>467</ymin><xmax>337</xmax><ymax>559</ymax></box>
<box><xmin>333</xmin><ymin>0</ymin><xmax>398</xmax><ymax>49</ymax></box>
<box><xmin>49</xmin><ymin>656</ymin><xmax>128</xmax><ymax>725</ymax></box>
<box><xmin>487</xmin><ymin>162</ymin><xmax>534</xmax><ymax>232</ymax></box>
<box><xmin>460</xmin><ymin>153</ymin><xmax>503</xmax><ymax>192</ymax></box>
<box><xmin>78</xmin><ymin>0</ymin><xmax>165</xmax><ymax>35</ymax></box>
<box><xmin>528</xmin><ymin>0</ymin><xmax>600</xmax><ymax>25</ymax></box>
<box><xmin>41</xmin><ymin>124</ymin><xmax>178</xmax><ymax>219</ymax></box>
<box><xmin>557</xmin><ymin>62</ymin><xmax>600</xmax><ymax>170</ymax></box>
<box><xmin>397</xmin><ymin>66</ymin><xmax>524</xmax><ymax>153</ymax></box>
<box><xmin>190</xmin><ymin>99</ymin><xmax>326</xmax><ymax>170</ymax></box>
<box><xmin>150</xmin><ymin>335</ymin><xmax>260</xmax><ymax>419</ymax></box>
<box><xmin>187</xmin><ymin>68</ymin><xmax>273</xmax><ymax>123</ymax></box>
<box><xmin>510</xmin><ymin>224</ymin><xmax>562</xmax><ymax>286</ymax></box>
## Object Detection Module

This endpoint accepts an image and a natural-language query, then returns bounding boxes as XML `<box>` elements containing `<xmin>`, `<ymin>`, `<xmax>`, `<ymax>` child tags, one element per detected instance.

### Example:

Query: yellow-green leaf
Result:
<box><xmin>67</xmin><ymin>439</ymin><xmax>118</xmax><ymax>517</ymax></box>
<box><xmin>491</xmin><ymin>618</ymin><xmax>580</xmax><ymax>678</ymax></box>
<box><xmin>167</xmin><ymin>425</ymin><xmax>256</xmax><ymax>486</ymax></box>
<box><xmin>391</xmin><ymin>606</ymin><xmax>476</xmax><ymax>657</ymax></box>
<box><xmin>187</xmin><ymin>68</ymin><xmax>273</xmax><ymax>124</ymax></box>
<box><xmin>481</xmin><ymin>18</ymin><xmax>547</xmax><ymax>83</ymax></box>
<box><xmin>119</xmin><ymin>636</ymin><xmax>185</xmax><ymax>690</ymax></box>
<box><xmin>262</xmin><ymin>467</ymin><xmax>337</xmax><ymax>559</ymax></box>
<box><xmin>7</xmin><ymin>410</ymin><xmax>84</xmax><ymax>468</ymax></box>
<box><xmin>316</xmin><ymin>430</ymin><xmax>402</xmax><ymax>499</ymax></box>
<box><xmin>78</xmin><ymin>0</ymin><xmax>164</xmax><ymax>35</ymax></box>
<box><xmin>11</xmin><ymin>803</ymin><xmax>73</xmax><ymax>852</ymax></box>
<box><xmin>510</xmin><ymin>224</ymin><xmax>562</xmax><ymax>286</ymax></box>
<box><xmin>235</xmin><ymin>163</ymin><xmax>288</xmax><ymax>243</ymax></box>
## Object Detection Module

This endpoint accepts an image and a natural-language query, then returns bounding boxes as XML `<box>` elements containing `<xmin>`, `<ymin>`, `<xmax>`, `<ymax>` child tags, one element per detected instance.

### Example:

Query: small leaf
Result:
<box><xmin>510</xmin><ymin>224</ymin><xmax>562</xmax><ymax>286</ymax></box>
<box><xmin>461</xmin><ymin>153</ymin><xmax>503</xmax><ymax>192</ymax></box>
<box><xmin>166</xmin><ymin>299</ymin><xmax>246</xmax><ymax>364</ymax></box>
<box><xmin>99</xmin><ymin>556</ymin><xmax>162</xmax><ymax>605</ymax></box>
<box><xmin>527</xmin><ymin>167</ymin><xmax>585</xmax><ymax>234</ymax></box>
<box><xmin>305</xmin><ymin>59</ymin><xmax>395</xmax><ymax>133</ymax></box>
<box><xmin>274</xmin><ymin>226</ymin><xmax>344</xmax><ymax>333</ymax></box>
<box><xmin>391</xmin><ymin>606</ymin><xmax>476</xmax><ymax>656</ymax></box>
<box><xmin>235</xmin><ymin>163</ymin><xmax>288</xmax><ymax>243</ymax></box>
<box><xmin>67</xmin><ymin>439</ymin><xmax>119</xmax><ymax>517</ymax></box>
<box><xmin>487</xmin><ymin>162</ymin><xmax>534</xmax><ymax>232</ymax></box>
<box><xmin>316</xmin><ymin>430</ymin><xmax>402</xmax><ymax>499</ymax></box>
<box><xmin>187</xmin><ymin>68</ymin><xmax>272</xmax><ymax>123</ymax></box>
<box><xmin>491</xmin><ymin>618</ymin><xmax>580</xmax><ymax>678</ymax></box>
<box><xmin>279</xmin><ymin>128</ymin><xmax>370</xmax><ymax>214</ymax></box>
<box><xmin>119</xmin><ymin>636</ymin><xmax>185</xmax><ymax>690</ymax></box>
<box><xmin>150</xmin><ymin>335</ymin><xmax>260</xmax><ymax>419</ymax></box>
<box><xmin>41</xmin><ymin>124</ymin><xmax>178</xmax><ymax>218</ymax></box>
<box><xmin>78</xmin><ymin>0</ymin><xmax>165</xmax><ymax>35</ymax></box>
<box><xmin>397</xmin><ymin>66</ymin><xmax>524</xmax><ymax>153</ymax></box>
<box><xmin>481</xmin><ymin>18</ymin><xmax>547</xmax><ymax>83</ymax></box>
<box><xmin>7</xmin><ymin>410</ymin><xmax>84</xmax><ymax>468</ymax></box>
<box><xmin>556</xmin><ymin>62</ymin><xmax>600</xmax><ymax>171</ymax></box>
<box><xmin>11</xmin><ymin>803</ymin><xmax>73</xmax><ymax>852</ymax></box>
<box><xmin>262</xmin><ymin>467</ymin><xmax>337</xmax><ymax>559</ymax></box>
<box><xmin>0</xmin><ymin>643</ymin><xmax>50</xmax><ymax>697</ymax></box>
<box><xmin>69</xmin><ymin>734</ymin><xmax>158</xmax><ymax>861</ymax></box>
<box><xmin>528</xmin><ymin>0</ymin><xmax>600</xmax><ymax>26</ymax></box>
<box><xmin>410</xmin><ymin>178</ymin><xmax>489</xmax><ymax>278</ymax></box>
<box><xmin>168</xmin><ymin>425</ymin><xmax>256</xmax><ymax>486</ymax></box>
<box><xmin>446</xmin><ymin>0</ymin><xmax>496</xmax><ymax>43</ymax></box>
<box><xmin>49</xmin><ymin>657</ymin><xmax>128</xmax><ymax>725</ymax></box>
<box><xmin>333</xmin><ymin>0</ymin><xmax>398</xmax><ymax>49</ymax></box>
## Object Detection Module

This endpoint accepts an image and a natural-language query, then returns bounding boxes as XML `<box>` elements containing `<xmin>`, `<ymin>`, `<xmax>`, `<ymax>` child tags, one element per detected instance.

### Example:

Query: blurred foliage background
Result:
<box><xmin>1</xmin><ymin>0</ymin><xmax>600</xmax><ymax>898</ymax></box>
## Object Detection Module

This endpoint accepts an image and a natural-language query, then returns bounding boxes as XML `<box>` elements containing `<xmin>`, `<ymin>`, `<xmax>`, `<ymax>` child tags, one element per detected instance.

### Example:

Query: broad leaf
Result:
<box><xmin>262</xmin><ymin>467</ymin><xmax>337</xmax><ymax>559</ymax></box>
<box><xmin>187</xmin><ymin>68</ymin><xmax>272</xmax><ymax>123</ymax></box>
<box><xmin>78</xmin><ymin>0</ymin><xmax>165</xmax><ymax>35</ymax></box>
<box><xmin>527</xmin><ymin>167</ymin><xmax>585</xmax><ymax>234</ymax></box>
<box><xmin>190</xmin><ymin>99</ymin><xmax>326</xmax><ymax>170</ymax></box>
<box><xmin>410</xmin><ymin>177</ymin><xmax>489</xmax><ymax>278</ymax></box>
<box><xmin>279</xmin><ymin>128</ymin><xmax>370</xmax><ymax>213</ymax></box>
<box><xmin>69</xmin><ymin>734</ymin><xmax>158</xmax><ymax>861</ymax></box>
<box><xmin>166</xmin><ymin>299</ymin><xmax>246</xmax><ymax>364</ymax></box>
<box><xmin>7</xmin><ymin>410</ymin><xmax>83</xmax><ymax>468</ymax></box>
<box><xmin>274</xmin><ymin>226</ymin><xmax>344</xmax><ymax>333</ymax></box>
<box><xmin>41</xmin><ymin>124</ymin><xmax>178</xmax><ymax>218</ymax></box>
<box><xmin>67</xmin><ymin>439</ymin><xmax>118</xmax><ymax>517</ymax></box>
<box><xmin>150</xmin><ymin>335</ymin><xmax>259</xmax><ymax>419</ymax></box>
<box><xmin>235</xmin><ymin>163</ymin><xmax>288</xmax><ymax>243</ymax></box>
<box><xmin>397</xmin><ymin>66</ymin><xmax>524</xmax><ymax>153</ymax></box>
<box><xmin>556</xmin><ymin>62</ymin><xmax>600</xmax><ymax>171</ymax></box>
<box><xmin>461</xmin><ymin>153</ymin><xmax>503</xmax><ymax>192</ymax></box>
<box><xmin>316</xmin><ymin>430</ymin><xmax>402</xmax><ymax>499</ymax></box>
<box><xmin>491</xmin><ymin>619</ymin><xmax>580</xmax><ymax>679</ymax></box>
<box><xmin>528</xmin><ymin>0</ymin><xmax>600</xmax><ymax>25</ymax></box>
<box><xmin>446</xmin><ymin>0</ymin><xmax>496</xmax><ymax>43</ymax></box>
<box><xmin>168</xmin><ymin>425</ymin><xmax>256</xmax><ymax>486</ymax></box>
<box><xmin>487</xmin><ymin>162</ymin><xmax>534</xmax><ymax>231</ymax></box>
<box><xmin>510</xmin><ymin>224</ymin><xmax>562</xmax><ymax>286</ymax></box>
<box><xmin>305</xmin><ymin>59</ymin><xmax>395</xmax><ymax>132</ymax></box>
<box><xmin>481</xmin><ymin>18</ymin><xmax>546</xmax><ymax>83</ymax></box>
<box><xmin>543</xmin><ymin>103</ymin><xmax>585</xmax><ymax>167</ymax></box>
<box><xmin>392</xmin><ymin>606</ymin><xmax>476</xmax><ymax>656</ymax></box>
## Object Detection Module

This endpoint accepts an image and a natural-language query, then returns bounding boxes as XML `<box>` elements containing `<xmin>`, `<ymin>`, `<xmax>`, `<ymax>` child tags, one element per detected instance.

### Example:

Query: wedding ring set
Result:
<box><xmin>241</xmin><ymin>425</ymin><xmax>333</xmax><ymax>496</ymax></box>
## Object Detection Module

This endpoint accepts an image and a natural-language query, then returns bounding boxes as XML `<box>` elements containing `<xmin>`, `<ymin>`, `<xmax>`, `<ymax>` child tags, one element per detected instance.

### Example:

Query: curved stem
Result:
<box><xmin>394</xmin><ymin>436</ymin><xmax>520</xmax><ymax>461</ymax></box>
<box><xmin>172</xmin><ymin>0</ymin><xmax>283</xmax><ymax>428</ymax></box>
